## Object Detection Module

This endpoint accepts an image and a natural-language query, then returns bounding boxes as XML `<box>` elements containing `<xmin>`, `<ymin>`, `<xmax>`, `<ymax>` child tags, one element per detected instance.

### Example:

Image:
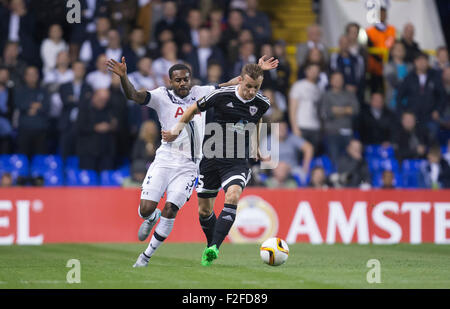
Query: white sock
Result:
<box><xmin>144</xmin><ymin>217</ymin><xmax>175</xmax><ymax>257</ymax></box>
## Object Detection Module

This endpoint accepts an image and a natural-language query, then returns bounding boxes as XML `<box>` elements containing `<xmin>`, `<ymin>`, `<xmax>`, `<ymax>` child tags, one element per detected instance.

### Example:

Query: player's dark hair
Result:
<box><xmin>168</xmin><ymin>63</ymin><xmax>192</xmax><ymax>79</ymax></box>
<box><xmin>241</xmin><ymin>63</ymin><xmax>263</xmax><ymax>80</ymax></box>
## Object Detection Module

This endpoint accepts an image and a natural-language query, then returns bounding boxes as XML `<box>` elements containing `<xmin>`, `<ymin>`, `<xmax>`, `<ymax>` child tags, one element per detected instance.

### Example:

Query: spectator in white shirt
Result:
<box><xmin>289</xmin><ymin>63</ymin><xmax>323</xmax><ymax>151</ymax></box>
<box><xmin>151</xmin><ymin>40</ymin><xmax>182</xmax><ymax>86</ymax></box>
<box><xmin>40</xmin><ymin>24</ymin><xmax>68</xmax><ymax>75</ymax></box>
<box><xmin>79</xmin><ymin>17</ymin><xmax>111</xmax><ymax>71</ymax></box>
<box><xmin>43</xmin><ymin>50</ymin><xmax>74</xmax><ymax>119</ymax></box>
<box><xmin>86</xmin><ymin>54</ymin><xmax>112</xmax><ymax>90</ymax></box>
<box><xmin>105</xmin><ymin>29</ymin><xmax>123</xmax><ymax>63</ymax></box>
<box><xmin>128</xmin><ymin>57</ymin><xmax>158</xmax><ymax>95</ymax></box>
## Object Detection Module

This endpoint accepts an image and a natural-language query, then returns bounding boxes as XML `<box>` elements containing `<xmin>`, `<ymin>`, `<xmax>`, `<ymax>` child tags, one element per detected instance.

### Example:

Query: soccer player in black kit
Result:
<box><xmin>162</xmin><ymin>63</ymin><xmax>271</xmax><ymax>266</ymax></box>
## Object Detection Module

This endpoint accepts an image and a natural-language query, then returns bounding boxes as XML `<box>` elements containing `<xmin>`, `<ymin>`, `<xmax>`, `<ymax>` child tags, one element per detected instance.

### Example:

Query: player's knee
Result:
<box><xmin>224</xmin><ymin>186</ymin><xmax>242</xmax><ymax>205</ymax></box>
<box><xmin>139</xmin><ymin>200</ymin><xmax>157</xmax><ymax>217</ymax></box>
<box><xmin>198</xmin><ymin>204</ymin><xmax>213</xmax><ymax>218</ymax></box>
<box><xmin>198</xmin><ymin>198</ymin><xmax>212</xmax><ymax>216</ymax></box>
<box><xmin>162</xmin><ymin>202</ymin><xmax>179</xmax><ymax>218</ymax></box>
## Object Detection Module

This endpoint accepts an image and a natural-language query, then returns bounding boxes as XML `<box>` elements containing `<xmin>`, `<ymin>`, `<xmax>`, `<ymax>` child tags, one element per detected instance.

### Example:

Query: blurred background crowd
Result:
<box><xmin>0</xmin><ymin>0</ymin><xmax>449</xmax><ymax>189</ymax></box>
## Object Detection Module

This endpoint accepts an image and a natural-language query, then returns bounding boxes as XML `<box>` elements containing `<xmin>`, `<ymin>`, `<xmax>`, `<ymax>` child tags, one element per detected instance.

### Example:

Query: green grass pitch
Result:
<box><xmin>0</xmin><ymin>243</ymin><xmax>449</xmax><ymax>289</ymax></box>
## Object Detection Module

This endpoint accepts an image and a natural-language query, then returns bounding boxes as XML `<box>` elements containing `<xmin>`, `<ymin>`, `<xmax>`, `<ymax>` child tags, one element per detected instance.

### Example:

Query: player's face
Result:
<box><xmin>239</xmin><ymin>74</ymin><xmax>263</xmax><ymax>100</ymax></box>
<box><xmin>170</xmin><ymin>70</ymin><xmax>192</xmax><ymax>98</ymax></box>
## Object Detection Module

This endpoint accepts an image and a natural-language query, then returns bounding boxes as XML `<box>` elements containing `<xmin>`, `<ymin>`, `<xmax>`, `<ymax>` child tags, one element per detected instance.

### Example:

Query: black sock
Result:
<box><xmin>199</xmin><ymin>212</ymin><xmax>217</xmax><ymax>247</ymax></box>
<box><xmin>211</xmin><ymin>204</ymin><xmax>237</xmax><ymax>249</ymax></box>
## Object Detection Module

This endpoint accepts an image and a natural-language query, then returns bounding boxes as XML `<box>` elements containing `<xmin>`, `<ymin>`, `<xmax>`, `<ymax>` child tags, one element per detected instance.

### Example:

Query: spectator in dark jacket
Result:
<box><xmin>0</xmin><ymin>41</ymin><xmax>27</xmax><ymax>88</ymax></box>
<box><xmin>0</xmin><ymin>0</ymin><xmax>39</xmax><ymax>66</ymax></box>
<box><xmin>0</xmin><ymin>67</ymin><xmax>14</xmax><ymax>154</ymax></box>
<box><xmin>243</xmin><ymin>0</ymin><xmax>272</xmax><ymax>44</ymax></box>
<box><xmin>109</xmin><ymin>73</ymin><xmax>130</xmax><ymax>160</ymax></box>
<box><xmin>393</xmin><ymin>111</ymin><xmax>433</xmax><ymax>162</ymax></box>
<box><xmin>219</xmin><ymin>9</ymin><xmax>246</xmax><ymax>64</ymax></box>
<box><xmin>79</xmin><ymin>17</ymin><xmax>111</xmax><ymax>73</ymax></box>
<box><xmin>329</xmin><ymin>35</ymin><xmax>364</xmax><ymax>95</ymax></box>
<box><xmin>336</xmin><ymin>139</ymin><xmax>371</xmax><ymax>188</ymax></box>
<box><xmin>400</xmin><ymin>23</ymin><xmax>421</xmax><ymax>64</ymax></box>
<box><xmin>131</xmin><ymin>120</ymin><xmax>160</xmax><ymax>167</ymax></box>
<box><xmin>358</xmin><ymin>92</ymin><xmax>397</xmax><ymax>146</ymax></box>
<box><xmin>421</xmin><ymin>145</ymin><xmax>450</xmax><ymax>189</ymax></box>
<box><xmin>59</xmin><ymin>61</ymin><xmax>93</xmax><ymax>158</ymax></box>
<box><xmin>153</xmin><ymin>1</ymin><xmax>186</xmax><ymax>48</ymax></box>
<box><xmin>15</xmin><ymin>66</ymin><xmax>50</xmax><ymax>158</ymax></box>
<box><xmin>396</xmin><ymin>52</ymin><xmax>447</xmax><ymax>140</ymax></box>
<box><xmin>76</xmin><ymin>88</ymin><xmax>117</xmax><ymax>172</ymax></box>
<box><xmin>184</xmin><ymin>27</ymin><xmax>225</xmax><ymax>83</ymax></box>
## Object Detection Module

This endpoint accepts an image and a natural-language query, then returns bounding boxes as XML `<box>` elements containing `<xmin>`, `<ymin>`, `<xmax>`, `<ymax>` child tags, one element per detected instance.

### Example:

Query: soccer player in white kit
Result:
<box><xmin>107</xmin><ymin>56</ymin><xmax>278</xmax><ymax>267</ymax></box>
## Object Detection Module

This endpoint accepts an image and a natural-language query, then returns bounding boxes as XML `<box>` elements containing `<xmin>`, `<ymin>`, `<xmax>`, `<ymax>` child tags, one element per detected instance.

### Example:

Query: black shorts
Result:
<box><xmin>196</xmin><ymin>158</ymin><xmax>252</xmax><ymax>198</ymax></box>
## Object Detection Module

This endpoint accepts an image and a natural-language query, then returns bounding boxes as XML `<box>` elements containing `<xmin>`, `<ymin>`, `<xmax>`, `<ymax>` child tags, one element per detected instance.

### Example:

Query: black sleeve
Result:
<box><xmin>197</xmin><ymin>93</ymin><xmax>218</xmax><ymax>112</ymax></box>
<box><xmin>140</xmin><ymin>92</ymin><xmax>151</xmax><ymax>106</ymax></box>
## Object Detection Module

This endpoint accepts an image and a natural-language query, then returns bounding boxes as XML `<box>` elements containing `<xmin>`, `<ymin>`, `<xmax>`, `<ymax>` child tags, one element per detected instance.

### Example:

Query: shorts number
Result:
<box><xmin>196</xmin><ymin>174</ymin><xmax>204</xmax><ymax>189</ymax></box>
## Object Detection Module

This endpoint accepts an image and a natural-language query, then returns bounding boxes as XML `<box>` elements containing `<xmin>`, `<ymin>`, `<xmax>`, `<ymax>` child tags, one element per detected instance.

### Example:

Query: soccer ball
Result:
<box><xmin>260</xmin><ymin>237</ymin><xmax>289</xmax><ymax>266</ymax></box>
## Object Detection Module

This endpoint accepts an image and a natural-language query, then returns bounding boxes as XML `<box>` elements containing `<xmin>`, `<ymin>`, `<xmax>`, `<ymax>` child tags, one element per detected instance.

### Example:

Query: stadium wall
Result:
<box><xmin>0</xmin><ymin>188</ymin><xmax>449</xmax><ymax>245</ymax></box>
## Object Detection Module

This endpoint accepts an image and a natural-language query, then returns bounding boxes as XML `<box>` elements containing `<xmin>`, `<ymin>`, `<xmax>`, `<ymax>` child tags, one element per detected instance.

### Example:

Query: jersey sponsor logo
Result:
<box><xmin>228</xmin><ymin>120</ymin><xmax>249</xmax><ymax>135</ymax></box>
<box><xmin>249</xmin><ymin>106</ymin><xmax>258</xmax><ymax>116</ymax></box>
<box><xmin>174</xmin><ymin>107</ymin><xmax>184</xmax><ymax>118</ymax></box>
<box><xmin>229</xmin><ymin>195</ymin><xmax>279</xmax><ymax>243</ymax></box>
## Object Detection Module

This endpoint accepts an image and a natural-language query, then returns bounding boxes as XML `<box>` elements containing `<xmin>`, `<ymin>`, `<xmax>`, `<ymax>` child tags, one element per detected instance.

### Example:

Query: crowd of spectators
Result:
<box><xmin>0</xmin><ymin>0</ymin><xmax>449</xmax><ymax>189</ymax></box>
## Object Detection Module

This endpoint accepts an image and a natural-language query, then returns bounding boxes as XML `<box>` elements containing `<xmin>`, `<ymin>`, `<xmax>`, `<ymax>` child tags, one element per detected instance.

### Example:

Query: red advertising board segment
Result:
<box><xmin>0</xmin><ymin>188</ymin><xmax>449</xmax><ymax>244</ymax></box>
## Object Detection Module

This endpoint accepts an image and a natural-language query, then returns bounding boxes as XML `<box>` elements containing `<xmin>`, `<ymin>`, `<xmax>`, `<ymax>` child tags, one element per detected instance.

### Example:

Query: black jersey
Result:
<box><xmin>197</xmin><ymin>85</ymin><xmax>270</xmax><ymax>160</ymax></box>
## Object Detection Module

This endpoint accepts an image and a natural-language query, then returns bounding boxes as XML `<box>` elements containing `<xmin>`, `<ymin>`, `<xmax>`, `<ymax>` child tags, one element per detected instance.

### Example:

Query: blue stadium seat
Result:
<box><xmin>310</xmin><ymin>155</ymin><xmax>335</xmax><ymax>175</ymax></box>
<box><xmin>100</xmin><ymin>169</ymin><xmax>129</xmax><ymax>186</ymax></box>
<box><xmin>65</xmin><ymin>168</ymin><xmax>79</xmax><ymax>186</ymax></box>
<box><xmin>77</xmin><ymin>170</ymin><xmax>98</xmax><ymax>186</ymax></box>
<box><xmin>368</xmin><ymin>158</ymin><xmax>399</xmax><ymax>174</ymax></box>
<box><xmin>364</xmin><ymin>145</ymin><xmax>395</xmax><ymax>159</ymax></box>
<box><xmin>364</xmin><ymin>145</ymin><xmax>380</xmax><ymax>158</ymax></box>
<box><xmin>31</xmin><ymin>155</ymin><xmax>63</xmax><ymax>173</ymax></box>
<box><xmin>377</xmin><ymin>146</ymin><xmax>395</xmax><ymax>159</ymax></box>
<box><xmin>42</xmin><ymin>170</ymin><xmax>64</xmax><ymax>186</ymax></box>
<box><xmin>401</xmin><ymin>159</ymin><xmax>427</xmax><ymax>188</ymax></box>
<box><xmin>0</xmin><ymin>154</ymin><xmax>29</xmax><ymax>177</ymax></box>
<box><xmin>65</xmin><ymin>156</ymin><xmax>79</xmax><ymax>169</ymax></box>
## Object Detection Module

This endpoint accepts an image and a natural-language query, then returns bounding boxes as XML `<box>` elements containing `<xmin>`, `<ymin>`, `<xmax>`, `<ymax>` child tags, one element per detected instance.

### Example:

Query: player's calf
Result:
<box><xmin>224</xmin><ymin>185</ymin><xmax>243</xmax><ymax>205</ymax></box>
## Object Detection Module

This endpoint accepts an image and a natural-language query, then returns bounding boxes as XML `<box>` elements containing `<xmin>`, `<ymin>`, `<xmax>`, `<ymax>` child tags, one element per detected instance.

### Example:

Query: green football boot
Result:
<box><xmin>201</xmin><ymin>245</ymin><xmax>219</xmax><ymax>266</ymax></box>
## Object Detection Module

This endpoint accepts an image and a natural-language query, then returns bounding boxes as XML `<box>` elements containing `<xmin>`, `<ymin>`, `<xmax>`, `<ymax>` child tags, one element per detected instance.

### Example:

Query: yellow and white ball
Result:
<box><xmin>260</xmin><ymin>237</ymin><xmax>289</xmax><ymax>266</ymax></box>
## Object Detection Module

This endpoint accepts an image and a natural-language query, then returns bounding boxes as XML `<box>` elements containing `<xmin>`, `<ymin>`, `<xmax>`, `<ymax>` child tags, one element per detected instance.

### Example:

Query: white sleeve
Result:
<box><xmin>145</xmin><ymin>87</ymin><xmax>165</xmax><ymax>110</ymax></box>
<box><xmin>79</xmin><ymin>41</ymin><xmax>92</xmax><ymax>63</ymax></box>
<box><xmin>195</xmin><ymin>85</ymin><xmax>218</xmax><ymax>100</ymax></box>
<box><xmin>289</xmin><ymin>82</ymin><xmax>302</xmax><ymax>101</ymax></box>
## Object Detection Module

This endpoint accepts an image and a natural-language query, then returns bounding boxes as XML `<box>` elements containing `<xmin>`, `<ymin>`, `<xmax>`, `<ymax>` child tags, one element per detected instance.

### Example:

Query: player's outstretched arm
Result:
<box><xmin>161</xmin><ymin>103</ymin><xmax>200</xmax><ymax>142</ymax></box>
<box><xmin>107</xmin><ymin>57</ymin><xmax>147</xmax><ymax>104</ymax></box>
<box><xmin>218</xmin><ymin>55</ymin><xmax>279</xmax><ymax>88</ymax></box>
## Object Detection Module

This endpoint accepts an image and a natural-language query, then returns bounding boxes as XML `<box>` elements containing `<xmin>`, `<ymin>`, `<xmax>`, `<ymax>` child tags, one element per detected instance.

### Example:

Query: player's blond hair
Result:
<box><xmin>241</xmin><ymin>63</ymin><xmax>264</xmax><ymax>80</ymax></box>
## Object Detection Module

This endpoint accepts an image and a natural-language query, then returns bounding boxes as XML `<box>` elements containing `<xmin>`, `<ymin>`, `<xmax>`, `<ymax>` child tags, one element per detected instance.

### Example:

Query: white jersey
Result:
<box><xmin>144</xmin><ymin>85</ymin><xmax>216</xmax><ymax>168</ymax></box>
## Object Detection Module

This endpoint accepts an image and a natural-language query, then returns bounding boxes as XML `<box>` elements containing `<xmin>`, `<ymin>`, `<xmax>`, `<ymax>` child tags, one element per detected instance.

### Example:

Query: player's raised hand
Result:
<box><xmin>258</xmin><ymin>55</ymin><xmax>279</xmax><ymax>71</ymax></box>
<box><xmin>107</xmin><ymin>56</ymin><xmax>127</xmax><ymax>77</ymax></box>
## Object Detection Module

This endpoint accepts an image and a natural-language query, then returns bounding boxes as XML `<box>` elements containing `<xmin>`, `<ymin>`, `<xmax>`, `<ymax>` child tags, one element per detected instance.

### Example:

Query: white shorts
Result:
<box><xmin>140</xmin><ymin>160</ymin><xmax>198</xmax><ymax>209</ymax></box>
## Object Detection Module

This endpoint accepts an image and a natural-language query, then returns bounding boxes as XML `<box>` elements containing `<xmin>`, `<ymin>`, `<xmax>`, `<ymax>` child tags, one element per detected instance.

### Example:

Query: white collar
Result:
<box><xmin>235</xmin><ymin>85</ymin><xmax>254</xmax><ymax>103</ymax></box>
